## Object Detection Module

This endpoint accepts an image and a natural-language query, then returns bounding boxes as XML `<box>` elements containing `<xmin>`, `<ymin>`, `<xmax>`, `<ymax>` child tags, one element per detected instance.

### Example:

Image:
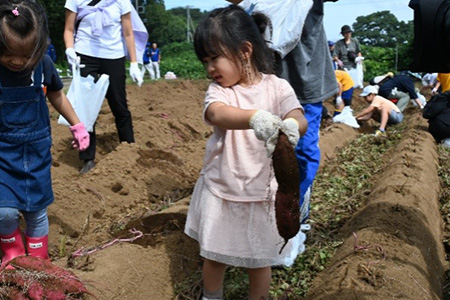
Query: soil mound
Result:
<box><xmin>32</xmin><ymin>80</ymin><xmax>448</xmax><ymax>299</ymax></box>
<box><xmin>306</xmin><ymin>114</ymin><xmax>447</xmax><ymax>300</ymax></box>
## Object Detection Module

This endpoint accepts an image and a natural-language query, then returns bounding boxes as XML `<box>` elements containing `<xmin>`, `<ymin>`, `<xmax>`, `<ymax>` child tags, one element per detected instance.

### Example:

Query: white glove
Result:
<box><xmin>335</xmin><ymin>96</ymin><xmax>343</xmax><ymax>107</ymax></box>
<box><xmin>432</xmin><ymin>87</ymin><xmax>438</xmax><ymax>94</ymax></box>
<box><xmin>249</xmin><ymin>110</ymin><xmax>282</xmax><ymax>156</ymax></box>
<box><xmin>390</xmin><ymin>87</ymin><xmax>398</xmax><ymax>97</ymax></box>
<box><xmin>129</xmin><ymin>62</ymin><xmax>143</xmax><ymax>87</ymax></box>
<box><xmin>65</xmin><ymin>48</ymin><xmax>79</xmax><ymax>66</ymax></box>
<box><xmin>280</xmin><ymin>118</ymin><xmax>300</xmax><ymax>148</ymax></box>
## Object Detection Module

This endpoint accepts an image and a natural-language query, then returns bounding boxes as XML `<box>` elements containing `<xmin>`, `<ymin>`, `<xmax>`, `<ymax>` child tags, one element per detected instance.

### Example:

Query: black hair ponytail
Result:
<box><xmin>0</xmin><ymin>0</ymin><xmax>49</xmax><ymax>68</ymax></box>
<box><xmin>194</xmin><ymin>5</ymin><xmax>274</xmax><ymax>75</ymax></box>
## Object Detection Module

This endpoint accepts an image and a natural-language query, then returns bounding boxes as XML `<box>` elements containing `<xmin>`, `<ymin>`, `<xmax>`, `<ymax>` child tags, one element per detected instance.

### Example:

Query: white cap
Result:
<box><xmin>360</xmin><ymin>85</ymin><xmax>378</xmax><ymax>97</ymax></box>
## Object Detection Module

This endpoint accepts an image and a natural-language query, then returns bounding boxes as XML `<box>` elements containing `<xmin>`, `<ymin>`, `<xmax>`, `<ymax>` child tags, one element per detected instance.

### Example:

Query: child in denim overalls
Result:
<box><xmin>0</xmin><ymin>1</ymin><xmax>89</xmax><ymax>269</ymax></box>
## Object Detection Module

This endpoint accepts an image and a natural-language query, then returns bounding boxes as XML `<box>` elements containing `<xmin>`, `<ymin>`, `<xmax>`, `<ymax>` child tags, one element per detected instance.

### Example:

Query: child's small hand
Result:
<box><xmin>69</xmin><ymin>123</ymin><xmax>90</xmax><ymax>151</ymax></box>
<box><xmin>249</xmin><ymin>110</ymin><xmax>282</xmax><ymax>155</ymax></box>
<box><xmin>281</xmin><ymin>118</ymin><xmax>300</xmax><ymax>148</ymax></box>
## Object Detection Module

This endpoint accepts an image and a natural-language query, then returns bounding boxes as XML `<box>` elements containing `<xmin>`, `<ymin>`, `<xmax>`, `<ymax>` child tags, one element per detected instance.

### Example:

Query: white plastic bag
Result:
<box><xmin>240</xmin><ymin>0</ymin><xmax>313</xmax><ymax>58</ymax></box>
<box><xmin>347</xmin><ymin>58</ymin><xmax>364</xmax><ymax>89</ymax></box>
<box><xmin>333</xmin><ymin>106</ymin><xmax>360</xmax><ymax>128</ymax></box>
<box><xmin>58</xmin><ymin>65</ymin><xmax>109</xmax><ymax>132</ymax></box>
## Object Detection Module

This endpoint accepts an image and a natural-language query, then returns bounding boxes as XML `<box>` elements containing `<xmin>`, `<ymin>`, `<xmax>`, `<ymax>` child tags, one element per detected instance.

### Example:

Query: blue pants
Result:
<box><xmin>296</xmin><ymin>102</ymin><xmax>322</xmax><ymax>223</ymax></box>
<box><xmin>0</xmin><ymin>208</ymin><xmax>48</xmax><ymax>237</ymax></box>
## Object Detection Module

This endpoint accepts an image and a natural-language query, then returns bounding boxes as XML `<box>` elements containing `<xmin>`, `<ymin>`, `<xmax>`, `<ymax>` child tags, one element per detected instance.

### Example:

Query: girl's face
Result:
<box><xmin>202</xmin><ymin>55</ymin><xmax>242</xmax><ymax>88</ymax></box>
<box><xmin>0</xmin><ymin>41</ymin><xmax>34</xmax><ymax>72</ymax></box>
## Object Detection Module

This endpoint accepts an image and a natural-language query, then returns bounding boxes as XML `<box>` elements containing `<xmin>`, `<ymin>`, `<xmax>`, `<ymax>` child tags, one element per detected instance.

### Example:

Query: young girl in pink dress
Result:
<box><xmin>184</xmin><ymin>5</ymin><xmax>308</xmax><ymax>300</ymax></box>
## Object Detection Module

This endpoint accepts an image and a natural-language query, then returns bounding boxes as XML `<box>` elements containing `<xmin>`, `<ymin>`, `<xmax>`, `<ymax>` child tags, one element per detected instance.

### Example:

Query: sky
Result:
<box><xmin>164</xmin><ymin>0</ymin><xmax>414</xmax><ymax>42</ymax></box>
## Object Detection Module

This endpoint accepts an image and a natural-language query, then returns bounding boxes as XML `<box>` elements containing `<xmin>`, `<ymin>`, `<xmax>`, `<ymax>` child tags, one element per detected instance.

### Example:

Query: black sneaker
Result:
<box><xmin>80</xmin><ymin>160</ymin><xmax>95</xmax><ymax>175</ymax></box>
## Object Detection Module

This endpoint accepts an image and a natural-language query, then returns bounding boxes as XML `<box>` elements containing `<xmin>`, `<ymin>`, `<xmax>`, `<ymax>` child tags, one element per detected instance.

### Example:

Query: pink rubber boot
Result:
<box><xmin>0</xmin><ymin>228</ymin><xmax>26</xmax><ymax>269</ymax></box>
<box><xmin>25</xmin><ymin>235</ymin><xmax>49</xmax><ymax>260</ymax></box>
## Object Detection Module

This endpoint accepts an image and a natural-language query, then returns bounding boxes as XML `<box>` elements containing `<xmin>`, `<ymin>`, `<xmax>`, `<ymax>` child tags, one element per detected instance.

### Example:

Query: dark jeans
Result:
<box><xmin>78</xmin><ymin>54</ymin><xmax>134</xmax><ymax>161</ymax></box>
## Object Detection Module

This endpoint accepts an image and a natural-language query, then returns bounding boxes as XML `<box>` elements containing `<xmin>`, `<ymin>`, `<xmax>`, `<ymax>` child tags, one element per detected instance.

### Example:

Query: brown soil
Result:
<box><xmin>306</xmin><ymin>113</ymin><xmax>447</xmax><ymax>300</ymax></box>
<box><xmin>40</xmin><ymin>80</ymin><xmax>447</xmax><ymax>300</ymax></box>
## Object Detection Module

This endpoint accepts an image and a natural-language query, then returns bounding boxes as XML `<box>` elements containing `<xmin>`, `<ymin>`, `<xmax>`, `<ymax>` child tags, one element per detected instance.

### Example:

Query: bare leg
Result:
<box><xmin>248</xmin><ymin>267</ymin><xmax>271</xmax><ymax>300</ymax></box>
<box><xmin>203</xmin><ymin>259</ymin><xmax>226</xmax><ymax>297</ymax></box>
<box><xmin>379</xmin><ymin>107</ymin><xmax>390</xmax><ymax>131</ymax></box>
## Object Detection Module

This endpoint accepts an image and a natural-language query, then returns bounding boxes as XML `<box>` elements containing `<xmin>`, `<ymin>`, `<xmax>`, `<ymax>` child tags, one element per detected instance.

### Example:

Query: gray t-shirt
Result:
<box><xmin>333</xmin><ymin>37</ymin><xmax>361</xmax><ymax>70</ymax></box>
<box><xmin>275</xmin><ymin>0</ymin><xmax>338</xmax><ymax>104</ymax></box>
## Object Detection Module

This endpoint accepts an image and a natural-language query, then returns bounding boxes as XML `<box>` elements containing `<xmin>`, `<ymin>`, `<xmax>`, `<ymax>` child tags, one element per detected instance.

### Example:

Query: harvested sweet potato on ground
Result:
<box><xmin>272</xmin><ymin>132</ymin><xmax>300</xmax><ymax>254</ymax></box>
<box><xmin>0</xmin><ymin>256</ymin><xmax>93</xmax><ymax>300</ymax></box>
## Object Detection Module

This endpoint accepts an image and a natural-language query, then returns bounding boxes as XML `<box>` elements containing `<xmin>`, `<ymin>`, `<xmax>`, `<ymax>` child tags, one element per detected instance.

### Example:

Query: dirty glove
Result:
<box><xmin>129</xmin><ymin>62</ymin><xmax>143</xmax><ymax>87</ymax></box>
<box><xmin>335</xmin><ymin>96</ymin><xmax>343</xmax><ymax>108</ymax></box>
<box><xmin>249</xmin><ymin>110</ymin><xmax>282</xmax><ymax>156</ymax></box>
<box><xmin>280</xmin><ymin>118</ymin><xmax>300</xmax><ymax>148</ymax></box>
<box><xmin>65</xmin><ymin>48</ymin><xmax>79</xmax><ymax>66</ymax></box>
<box><xmin>69</xmin><ymin>122</ymin><xmax>90</xmax><ymax>151</ymax></box>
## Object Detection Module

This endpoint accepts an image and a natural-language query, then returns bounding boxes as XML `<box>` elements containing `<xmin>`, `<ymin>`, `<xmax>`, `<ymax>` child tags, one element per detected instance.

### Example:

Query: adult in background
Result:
<box><xmin>64</xmin><ymin>0</ymin><xmax>143</xmax><ymax>174</ymax></box>
<box><xmin>149</xmin><ymin>42</ymin><xmax>161</xmax><ymax>80</ymax></box>
<box><xmin>47</xmin><ymin>38</ymin><xmax>57</xmax><ymax>63</ymax></box>
<box><xmin>334</xmin><ymin>69</ymin><xmax>354</xmax><ymax>115</ymax></box>
<box><xmin>273</xmin><ymin>0</ymin><xmax>339</xmax><ymax>224</ymax></box>
<box><xmin>422</xmin><ymin>73</ymin><xmax>438</xmax><ymax>90</ymax></box>
<box><xmin>432</xmin><ymin>73</ymin><xmax>450</xmax><ymax>95</ymax></box>
<box><xmin>333</xmin><ymin>25</ymin><xmax>361</xmax><ymax>71</ymax></box>
<box><xmin>371</xmin><ymin>73</ymin><xmax>424</xmax><ymax>111</ymax></box>
<box><xmin>328</xmin><ymin>40</ymin><xmax>337</xmax><ymax>70</ymax></box>
<box><xmin>141</xmin><ymin>42</ymin><xmax>152</xmax><ymax>79</ymax></box>
<box><xmin>333</xmin><ymin>25</ymin><xmax>364</xmax><ymax>87</ymax></box>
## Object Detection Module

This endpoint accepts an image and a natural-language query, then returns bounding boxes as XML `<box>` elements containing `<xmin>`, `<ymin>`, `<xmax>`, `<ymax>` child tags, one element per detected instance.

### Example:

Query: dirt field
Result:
<box><xmin>41</xmin><ymin>79</ymin><xmax>448</xmax><ymax>299</ymax></box>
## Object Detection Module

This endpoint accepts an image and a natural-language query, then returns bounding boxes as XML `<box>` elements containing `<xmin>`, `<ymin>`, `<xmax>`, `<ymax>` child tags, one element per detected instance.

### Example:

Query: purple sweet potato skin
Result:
<box><xmin>272</xmin><ymin>132</ymin><xmax>300</xmax><ymax>251</ymax></box>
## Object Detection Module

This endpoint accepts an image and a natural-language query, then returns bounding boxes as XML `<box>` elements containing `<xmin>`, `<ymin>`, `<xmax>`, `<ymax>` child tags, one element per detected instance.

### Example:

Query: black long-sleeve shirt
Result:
<box><xmin>378</xmin><ymin>75</ymin><xmax>418</xmax><ymax>99</ymax></box>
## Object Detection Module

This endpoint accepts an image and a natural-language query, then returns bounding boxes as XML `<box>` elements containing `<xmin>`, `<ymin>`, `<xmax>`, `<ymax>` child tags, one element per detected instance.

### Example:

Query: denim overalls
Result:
<box><xmin>0</xmin><ymin>62</ymin><xmax>53</xmax><ymax>212</ymax></box>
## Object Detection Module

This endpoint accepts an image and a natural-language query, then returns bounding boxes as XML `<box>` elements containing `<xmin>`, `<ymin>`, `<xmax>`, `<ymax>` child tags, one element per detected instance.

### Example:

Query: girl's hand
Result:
<box><xmin>249</xmin><ymin>110</ymin><xmax>283</xmax><ymax>156</ymax></box>
<box><xmin>280</xmin><ymin>118</ymin><xmax>300</xmax><ymax>148</ymax></box>
<box><xmin>69</xmin><ymin>123</ymin><xmax>90</xmax><ymax>151</ymax></box>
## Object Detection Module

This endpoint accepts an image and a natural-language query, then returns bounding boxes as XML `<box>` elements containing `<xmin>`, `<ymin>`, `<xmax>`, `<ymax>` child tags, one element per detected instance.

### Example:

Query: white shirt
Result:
<box><xmin>65</xmin><ymin>0</ymin><xmax>132</xmax><ymax>59</ymax></box>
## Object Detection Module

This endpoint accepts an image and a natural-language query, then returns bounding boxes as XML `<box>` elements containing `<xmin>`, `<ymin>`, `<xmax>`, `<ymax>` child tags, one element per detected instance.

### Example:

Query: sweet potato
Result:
<box><xmin>10</xmin><ymin>256</ymin><xmax>88</xmax><ymax>295</ymax></box>
<box><xmin>272</xmin><ymin>132</ymin><xmax>300</xmax><ymax>254</ymax></box>
<box><xmin>0</xmin><ymin>256</ymin><xmax>92</xmax><ymax>299</ymax></box>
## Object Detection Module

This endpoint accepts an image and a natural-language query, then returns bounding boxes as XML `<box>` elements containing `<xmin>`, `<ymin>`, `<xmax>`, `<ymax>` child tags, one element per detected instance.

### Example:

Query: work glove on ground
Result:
<box><xmin>129</xmin><ymin>62</ymin><xmax>143</xmax><ymax>87</ymax></box>
<box><xmin>69</xmin><ymin>122</ymin><xmax>90</xmax><ymax>151</ymax></box>
<box><xmin>249</xmin><ymin>110</ymin><xmax>283</xmax><ymax>156</ymax></box>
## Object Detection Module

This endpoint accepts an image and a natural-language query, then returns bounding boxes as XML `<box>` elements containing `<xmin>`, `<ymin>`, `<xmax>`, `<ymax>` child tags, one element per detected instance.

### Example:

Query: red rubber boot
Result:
<box><xmin>25</xmin><ymin>235</ymin><xmax>49</xmax><ymax>260</ymax></box>
<box><xmin>0</xmin><ymin>228</ymin><xmax>26</xmax><ymax>269</ymax></box>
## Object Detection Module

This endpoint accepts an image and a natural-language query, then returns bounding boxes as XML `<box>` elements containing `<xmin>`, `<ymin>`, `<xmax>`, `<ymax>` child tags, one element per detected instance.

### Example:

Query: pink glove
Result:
<box><xmin>69</xmin><ymin>123</ymin><xmax>90</xmax><ymax>151</ymax></box>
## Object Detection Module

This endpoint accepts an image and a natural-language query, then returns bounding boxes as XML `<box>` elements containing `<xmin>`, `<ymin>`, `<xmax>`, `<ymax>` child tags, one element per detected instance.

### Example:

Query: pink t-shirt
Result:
<box><xmin>371</xmin><ymin>95</ymin><xmax>401</xmax><ymax>113</ymax></box>
<box><xmin>201</xmin><ymin>74</ymin><xmax>302</xmax><ymax>202</ymax></box>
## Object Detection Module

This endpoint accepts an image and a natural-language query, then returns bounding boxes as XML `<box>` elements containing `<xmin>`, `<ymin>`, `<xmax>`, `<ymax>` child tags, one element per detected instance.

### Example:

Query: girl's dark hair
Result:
<box><xmin>0</xmin><ymin>0</ymin><xmax>49</xmax><ymax>68</ymax></box>
<box><xmin>194</xmin><ymin>5</ymin><xmax>274</xmax><ymax>74</ymax></box>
